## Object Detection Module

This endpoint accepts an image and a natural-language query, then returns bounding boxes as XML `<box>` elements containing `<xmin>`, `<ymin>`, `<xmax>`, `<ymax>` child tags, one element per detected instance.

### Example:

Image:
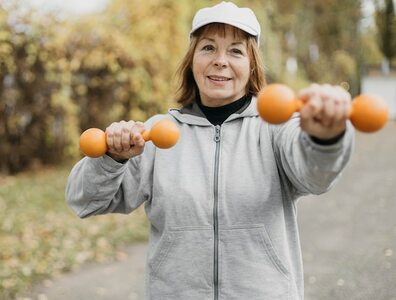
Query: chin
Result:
<box><xmin>207</xmin><ymin>92</ymin><xmax>234</xmax><ymax>102</ymax></box>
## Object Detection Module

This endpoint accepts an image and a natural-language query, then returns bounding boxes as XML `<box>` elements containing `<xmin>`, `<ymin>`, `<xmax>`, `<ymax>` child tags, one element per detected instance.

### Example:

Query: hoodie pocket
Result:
<box><xmin>148</xmin><ymin>226</ymin><xmax>213</xmax><ymax>300</ymax></box>
<box><xmin>219</xmin><ymin>224</ymin><xmax>290</xmax><ymax>300</ymax></box>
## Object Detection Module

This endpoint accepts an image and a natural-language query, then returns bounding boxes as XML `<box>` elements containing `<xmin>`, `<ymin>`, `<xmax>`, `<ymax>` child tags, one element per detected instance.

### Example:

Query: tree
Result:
<box><xmin>375</xmin><ymin>0</ymin><xmax>396</xmax><ymax>68</ymax></box>
<box><xmin>0</xmin><ymin>6</ymin><xmax>74</xmax><ymax>174</ymax></box>
<box><xmin>292</xmin><ymin>0</ymin><xmax>362</xmax><ymax>94</ymax></box>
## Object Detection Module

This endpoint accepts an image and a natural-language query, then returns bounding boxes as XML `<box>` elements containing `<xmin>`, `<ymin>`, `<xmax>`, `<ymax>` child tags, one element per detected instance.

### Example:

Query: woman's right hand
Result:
<box><xmin>105</xmin><ymin>120</ymin><xmax>146</xmax><ymax>162</ymax></box>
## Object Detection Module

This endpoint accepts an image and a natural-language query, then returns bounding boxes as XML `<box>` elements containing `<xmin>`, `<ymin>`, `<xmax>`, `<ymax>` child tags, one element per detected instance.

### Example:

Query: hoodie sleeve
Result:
<box><xmin>269</xmin><ymin>114</ymin><xmax>355</xmax><ymax>196</ymax></box>
<box><xmin>64</xmin><ymin>115</ymin><xmax>163</xmax><ymax>218</ymax></box>
<box><xmin>65</xmin><ymin>151</ymin><xmax>153</xmax><ymax>218</ymax></box>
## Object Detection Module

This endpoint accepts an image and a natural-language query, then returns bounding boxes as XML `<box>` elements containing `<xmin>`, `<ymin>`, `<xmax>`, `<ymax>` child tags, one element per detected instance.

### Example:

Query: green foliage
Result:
<box><xmin>0</xmin><ymin>165</ymin><xmax>148</xmax><ymax>299</ymax></box>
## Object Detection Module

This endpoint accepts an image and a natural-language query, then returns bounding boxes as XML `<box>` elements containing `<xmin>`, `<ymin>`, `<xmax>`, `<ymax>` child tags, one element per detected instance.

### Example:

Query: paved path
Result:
<box><xmin>32</xmin><ymin>244</ymin><xmax>147</xmax><ymax>300</ymax></box>
<box><xmin>299</xmin><ymin>121</ymin><xmax>396</xmax><ymax>300</ymax></box>
<box><xmin>30</xmin><ymin>122</ymin><xmax>396</xmax><ymax>300</ymax></box>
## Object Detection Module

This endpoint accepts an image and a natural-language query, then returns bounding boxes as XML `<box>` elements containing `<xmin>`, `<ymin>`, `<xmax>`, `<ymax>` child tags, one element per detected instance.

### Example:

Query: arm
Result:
<box><xmin>65</xmin><ymin>120</ymin><xmax>155</xmax><ymax>218</ymax></box>
<box><xmin>270</xmin><ymin>83</ymin><xmax>355</xmax><ymax>195</ymax></box>
<box><xmin>65</xmin><ymin>153</ymin><xmax>153</xmax><ymax>218</ymax></box>
<box><xmin>270</xmin><ymin>117</ymin><xmax>354</xmax><ymax>195</ymax></box>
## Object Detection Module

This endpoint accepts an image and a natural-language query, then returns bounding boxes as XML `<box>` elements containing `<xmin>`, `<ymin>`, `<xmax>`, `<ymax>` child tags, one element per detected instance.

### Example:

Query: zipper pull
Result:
<box><xmin>214</xmin><ymin>125</ymin><xmax>221</xmax><ymax>142</ymax></box>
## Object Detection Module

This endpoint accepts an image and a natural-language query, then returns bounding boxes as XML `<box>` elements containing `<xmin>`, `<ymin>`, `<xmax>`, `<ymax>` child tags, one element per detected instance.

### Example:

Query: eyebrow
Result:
<box><xmin>200</xmin><ymin>37</ymin><xmax>245</xmax><ymax>46</ymax></box>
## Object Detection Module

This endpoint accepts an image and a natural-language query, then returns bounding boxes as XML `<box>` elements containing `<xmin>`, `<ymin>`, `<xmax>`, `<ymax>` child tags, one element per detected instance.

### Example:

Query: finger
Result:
<box><xmin>121</xmin><ymin>124</ymin><xmax>133</xmax><ymax>151</ymax></box>
<box><xmin>132</xmin><ymin>132</ymin><xmax>145</xmax><ymax>148</ymax></box>
<box><xmin>129</xmin><ymin>122</ymin><xmax>145</xmax><ymax>140</ymax></box>
<box><xmin>114</xmin><ymin>121</ymin><xmax>130</xmax><ymax>152</ymax></box>
<box><xmin>133</xmin><ymin>121</ymin><xmax>146</xmax><ymax>135</ymax></box>
<box><xmin>298</xmin><ymin>83</ymin><xmax>320</xmax><ymax>103</ymax></box>
<box><xmin>322</xmin><ymin>95</ymin><xmax>336</xmax><ymax>127</ymax></box>
<box><xmin>129</xmin><ymin>121</ymin><xmax>145</xmax><ymax>146</ymax></box>
<box><xmin>298</xmin><ymin>84</ymin><xmax>322</xmax><ymax>119</ymax></box>
<box><xmin>330</xmin><ymin>97</ymin><xmax>345</xmax><ymax>126</ymax></box>
<box><xmin>335</xmin><ymin>87</ymin><xmax>351</xmax><ymax>125</ymax></box>
<box><xmin>336</xmin><ymin>86</ymin><xmax>352</xmax><ymax>120</ymax></box>
<box><xmin>105</xmin><ymin>122</ymin><xmax>119</xmax><ymax>151</ymax></box>
<box><xmin>323</xmin><ymin>86</ymin><xmax>344</xmax><ymax>126</ymax></box>
<box><xmin>132</xmin><ymin>131</ymin><xmax>145</xmax><ymax>146</ymax></box>
<box><xmin>320</xmin><ymin>84</ymin><xmax>337</xmax><ymax>126</ymax></box>
<box><xmin>111</xmin><ymin>121</ymin><xmax>129</xmax><ymax>152</ymax></box>
<box><xmin>300</xmin><ymin>93</ymin><xmax>323</xmax><ymax>120</ymax></box>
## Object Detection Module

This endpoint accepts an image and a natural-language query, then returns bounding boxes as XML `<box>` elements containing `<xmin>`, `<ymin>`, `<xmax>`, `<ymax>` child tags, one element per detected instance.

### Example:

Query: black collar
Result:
<box><xmin>196</xmin><ymin>95</ymin><xmax>251</xmax><ymax>125</ymax></box>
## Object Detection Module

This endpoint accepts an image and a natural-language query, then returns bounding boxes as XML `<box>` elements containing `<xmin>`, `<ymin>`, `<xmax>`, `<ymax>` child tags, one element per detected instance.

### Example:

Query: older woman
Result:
<box><xmin>66</xmin><ymin>2</ymin><xmax>354</xmax><ymax>299</ymax></box>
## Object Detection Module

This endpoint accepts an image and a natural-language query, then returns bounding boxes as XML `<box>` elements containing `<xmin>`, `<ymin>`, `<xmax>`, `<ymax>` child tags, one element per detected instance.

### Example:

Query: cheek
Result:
<box><xmin>236</xmin><ymin>61</ymin><xmax>250</xmax><ymax>83</ymax></box>
<box><xmin>192</xmin><ymin>57</ymin><xmax>203</xmax><ymax>79</ymax></box>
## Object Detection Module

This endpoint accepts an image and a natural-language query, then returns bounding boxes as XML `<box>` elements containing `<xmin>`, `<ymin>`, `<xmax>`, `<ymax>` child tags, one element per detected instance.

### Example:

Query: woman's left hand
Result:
<box><xmin>298</xmin><ymin>83</ymin><xmax>352</xmax><ymax>140</ymax></box>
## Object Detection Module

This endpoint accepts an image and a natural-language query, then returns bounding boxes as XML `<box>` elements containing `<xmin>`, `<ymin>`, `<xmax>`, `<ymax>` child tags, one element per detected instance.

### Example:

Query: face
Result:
<box><xmin>192</xmin><ymin>27</ymin><xmax>250</xmax><ymax>107</ymax></box>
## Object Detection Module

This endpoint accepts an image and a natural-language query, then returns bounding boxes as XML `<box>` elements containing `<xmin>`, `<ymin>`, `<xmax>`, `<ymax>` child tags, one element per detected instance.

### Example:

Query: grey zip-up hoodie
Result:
<box><xmin>66</xmin><ymin>97</ymin><xmax>354</xmax><ymax>300</ymax></box>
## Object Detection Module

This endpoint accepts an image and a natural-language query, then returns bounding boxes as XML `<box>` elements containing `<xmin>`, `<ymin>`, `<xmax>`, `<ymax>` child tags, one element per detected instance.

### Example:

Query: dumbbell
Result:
<box><xmin>79</xmin><ymin>119</ymin><xmax>180</xmax><ymax>158</ymax></box>
<box><xmin>257</xmin><ymin>83</ymin><xmax>389</xmax><ymax>132</ymax></box>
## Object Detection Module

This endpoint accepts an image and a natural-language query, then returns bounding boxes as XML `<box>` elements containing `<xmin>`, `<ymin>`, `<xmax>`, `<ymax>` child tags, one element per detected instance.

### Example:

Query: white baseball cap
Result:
<box><xmin>190</xmin><ymin>1</ymin><xmax>261</xmax><ymax>45</ymax></box>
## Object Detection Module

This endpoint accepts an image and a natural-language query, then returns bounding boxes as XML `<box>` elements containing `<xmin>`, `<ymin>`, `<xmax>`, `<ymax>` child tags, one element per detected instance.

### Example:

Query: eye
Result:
<box><xmin>231</xmin><ymin>48</ymin><xmax>243</xmax><ymax>55</ymax></box>
<box><xmin>202</xmin><ymin>44</ymin><xmax>215</xmax><ymax>52</ymax></box>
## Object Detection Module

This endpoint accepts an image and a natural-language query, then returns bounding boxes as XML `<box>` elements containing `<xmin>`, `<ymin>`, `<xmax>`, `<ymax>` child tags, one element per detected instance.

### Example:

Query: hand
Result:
<box><xmin>298</xmin><ymin>83</ymin><xmax>352</xmax><ymax>140</ymax></box>
<box><xmin>105</xmin><ymin>120</ymin><xmax>146</xmax><ymax>161</ymax></box>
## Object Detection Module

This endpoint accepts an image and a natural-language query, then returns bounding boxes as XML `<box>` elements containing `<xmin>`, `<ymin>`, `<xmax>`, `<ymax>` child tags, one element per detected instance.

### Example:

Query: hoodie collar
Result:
<box><xmin>169</xmin><ymin>96</ymin><xmax>259</xmax><ymax>126</ymax></box>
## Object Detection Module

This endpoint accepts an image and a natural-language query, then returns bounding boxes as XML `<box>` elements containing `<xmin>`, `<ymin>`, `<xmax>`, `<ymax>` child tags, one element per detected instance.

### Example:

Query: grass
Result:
<box><xmin>0</xmin><ymin>163</ymin><xmax>149</xmax><ymax>299</ymax></box>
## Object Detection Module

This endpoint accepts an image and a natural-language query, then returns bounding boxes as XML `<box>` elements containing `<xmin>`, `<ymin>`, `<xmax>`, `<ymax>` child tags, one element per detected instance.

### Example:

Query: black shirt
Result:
<box><xmin>197</xmin><ymin>95</ymin><xmax>251</xmax><ymax>126</ymax></box>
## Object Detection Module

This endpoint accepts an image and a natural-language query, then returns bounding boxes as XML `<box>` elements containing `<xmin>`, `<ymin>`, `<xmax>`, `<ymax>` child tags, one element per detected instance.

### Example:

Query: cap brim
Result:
<box><xmin>190</xmin><ymin>18</ymin><xmax>259</xmax><ymax>38</ymax></box>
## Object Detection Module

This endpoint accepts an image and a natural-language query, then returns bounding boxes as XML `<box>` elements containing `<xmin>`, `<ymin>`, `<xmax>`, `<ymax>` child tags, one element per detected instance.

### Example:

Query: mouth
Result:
<box><xmin>207</xmin><ymin>75</ymin><xmax>232</xmax><ymax>82</ymax></box>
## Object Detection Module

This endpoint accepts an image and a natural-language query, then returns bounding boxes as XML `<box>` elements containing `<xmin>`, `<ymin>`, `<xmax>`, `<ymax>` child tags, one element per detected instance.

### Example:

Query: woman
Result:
<box><xmin>66</xmin><ymin>2</ymin><xmax>354</xmax><ymax>299</ymax></box>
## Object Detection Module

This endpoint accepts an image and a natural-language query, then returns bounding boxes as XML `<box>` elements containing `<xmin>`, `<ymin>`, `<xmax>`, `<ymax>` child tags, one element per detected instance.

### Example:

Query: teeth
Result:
<box><xmin>209</xmin><ymin>76</ymin><xmax>230</xmax><ymax>81</ymax></box>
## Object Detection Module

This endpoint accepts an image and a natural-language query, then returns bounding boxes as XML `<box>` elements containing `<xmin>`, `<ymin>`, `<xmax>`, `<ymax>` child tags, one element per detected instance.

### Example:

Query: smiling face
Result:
<box><xmin>192</xmin><ymin>25</ymin><xmax>251</xmax><ymax>107</ymax></box>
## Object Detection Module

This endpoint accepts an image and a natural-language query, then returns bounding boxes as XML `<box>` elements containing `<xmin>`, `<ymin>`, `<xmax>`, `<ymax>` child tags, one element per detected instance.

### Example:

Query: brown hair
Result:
<box><xmin>175</xmin><ymin>23</ymin><xmax>266</xmax><ymax>107</ymax></box>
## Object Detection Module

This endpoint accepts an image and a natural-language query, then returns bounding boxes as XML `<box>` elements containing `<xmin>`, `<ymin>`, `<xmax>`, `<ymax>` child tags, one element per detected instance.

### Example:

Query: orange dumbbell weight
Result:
<box><xmin>257</xmin><ymin>83</ymin><xmax>389</xmax><ymax>133</ymax></box>
<box><xmin>79</xmin><ymin>119</ymin><xmax>180</xmax><ymax>158</ymax></box>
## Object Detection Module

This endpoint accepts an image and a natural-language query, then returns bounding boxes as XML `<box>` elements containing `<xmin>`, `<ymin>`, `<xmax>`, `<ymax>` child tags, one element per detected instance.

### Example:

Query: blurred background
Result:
<box><xmin>0</xmin><ymin>0</ymin><xmax>395</xmax><ymax>299</ymax></box>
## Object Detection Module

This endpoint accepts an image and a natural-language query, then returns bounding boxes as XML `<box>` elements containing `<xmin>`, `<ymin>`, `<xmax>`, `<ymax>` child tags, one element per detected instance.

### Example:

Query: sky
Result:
<box><xmin>20</xmin><ymin>0</ymin><xmax>109</xmax><ymax>15</ymax></box>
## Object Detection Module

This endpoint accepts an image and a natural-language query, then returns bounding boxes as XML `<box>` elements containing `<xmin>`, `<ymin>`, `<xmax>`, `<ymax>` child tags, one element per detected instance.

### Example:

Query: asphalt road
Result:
<box><xmin>299</xmin><ymin>121</ymin><xmax>396</xmax><ymax>300</ymax></box>
<box><xmin>30</xmin><ymin>121</ymin><xmax>396</xmax><ymax>300</ymax></box>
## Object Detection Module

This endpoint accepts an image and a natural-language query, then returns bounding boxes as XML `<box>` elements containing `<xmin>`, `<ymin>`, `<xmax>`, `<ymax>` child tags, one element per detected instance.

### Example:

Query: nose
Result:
<box><xmin>213</xmin><ymin>51</ymin><xmax>228</xmax><ymax>69</ymax></box>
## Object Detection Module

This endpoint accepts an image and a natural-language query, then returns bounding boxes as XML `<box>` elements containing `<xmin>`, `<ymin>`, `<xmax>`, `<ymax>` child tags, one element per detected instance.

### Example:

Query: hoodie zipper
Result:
<box><xmin>213</xmin><ymin>125</ymin><xmax>221</xmax><ymax>300</ymax></box>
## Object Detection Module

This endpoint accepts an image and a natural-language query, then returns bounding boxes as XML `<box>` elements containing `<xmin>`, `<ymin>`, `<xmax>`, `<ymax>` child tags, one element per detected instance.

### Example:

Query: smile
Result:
<box><xmin>207</xmin><ymin>75</ymin><xmax>231</xmax><ymax>81</ymax></box>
